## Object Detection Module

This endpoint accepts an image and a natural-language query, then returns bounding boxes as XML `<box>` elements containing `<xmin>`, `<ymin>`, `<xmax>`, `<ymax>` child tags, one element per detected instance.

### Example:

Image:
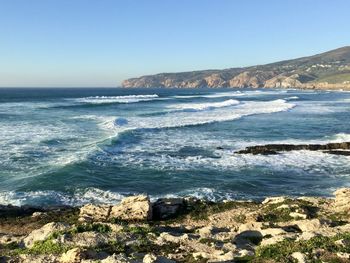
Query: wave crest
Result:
<box><xmin>167</xmin><ymin>99</ymin><xmax>240</xmax><ymax>111</ymax></box>
<box><xmin>74</xmin><ymin>94</ymin><xmax>159</xmax><ymax>104</ymax></box>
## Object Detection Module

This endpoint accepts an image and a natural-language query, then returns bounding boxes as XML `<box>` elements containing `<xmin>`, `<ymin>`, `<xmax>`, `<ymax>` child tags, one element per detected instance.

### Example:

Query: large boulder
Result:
<box><xmin>79</xmin><ymin>204</ymin><xmax>112</xmax><ymax>222</ymax></box>
<box><xmin>152</xmin><ymin>198</ymin><xmax>185</xmax><ymax>220</ymax></box>
<box><xmin>23</xmin><ymin>222</ymin><xmax>70</xmax><ymax>248</ymax></box>
<box><xmin>334</xmin><ymin>188</ymin><xmax>350</xmax><ymax>213</ymax></box>
<box><xmin>110</xmin><ymin>195</ymin><xmax>152</xmax><ymax>221</ymax></box>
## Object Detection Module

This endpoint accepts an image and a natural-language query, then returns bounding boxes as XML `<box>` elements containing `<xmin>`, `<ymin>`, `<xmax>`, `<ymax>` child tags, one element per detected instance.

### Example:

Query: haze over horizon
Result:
<box><xmin>1</xmin><ymin>0</ymin><xmax>350</xmax><ymax>87</ymax></box>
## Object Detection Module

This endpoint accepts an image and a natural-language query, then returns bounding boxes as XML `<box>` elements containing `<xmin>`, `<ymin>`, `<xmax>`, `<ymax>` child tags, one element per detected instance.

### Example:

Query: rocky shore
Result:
<box><xmin>1</xmin><ymin>189</ymin><xmax>350</xmax><ymax>263</ymax></box>
<box><xmin>235</xmin><ymin>142</ymin><xmax>350</xmax><ymax>156</ymax></box>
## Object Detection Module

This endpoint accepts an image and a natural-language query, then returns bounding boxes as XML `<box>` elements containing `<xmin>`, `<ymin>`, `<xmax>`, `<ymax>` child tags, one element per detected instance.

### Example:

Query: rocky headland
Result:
<box><xmin>122</xmin><ymin>46</ymin><xmax>350</xmax><ymax>91</ymax></box>
<box><xmin>1</xmin><ymin>188</ymin><xmax>350</xmax><ymax>263</ymax></box>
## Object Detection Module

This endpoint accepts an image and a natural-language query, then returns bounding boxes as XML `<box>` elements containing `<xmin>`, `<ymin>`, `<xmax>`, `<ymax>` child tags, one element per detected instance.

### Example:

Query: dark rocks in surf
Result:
<box><xmin>235</xmin><ymin>142</ymin><xmax>350</xmax><ymax>155</ymax></box>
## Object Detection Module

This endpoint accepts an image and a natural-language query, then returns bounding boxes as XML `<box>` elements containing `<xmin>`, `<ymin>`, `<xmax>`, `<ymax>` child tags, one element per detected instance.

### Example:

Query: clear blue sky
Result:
<box><xmin>1</xmin><ymin>0</ymin><xmax>349</xmax><ymax>87</ymax></box>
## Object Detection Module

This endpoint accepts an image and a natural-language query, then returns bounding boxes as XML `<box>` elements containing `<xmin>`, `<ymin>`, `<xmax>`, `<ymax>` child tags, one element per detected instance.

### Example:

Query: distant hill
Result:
<box><xmin>122</xmin><ymin>46</ymin><xmax>350</xmax><ymax>90</ymax></box>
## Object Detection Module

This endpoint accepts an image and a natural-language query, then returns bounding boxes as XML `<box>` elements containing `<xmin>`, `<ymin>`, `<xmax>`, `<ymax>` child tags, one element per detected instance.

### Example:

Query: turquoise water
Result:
<box><xmin>0</xmin><ymin>88</ymin><xmax>349</xmax><ymax>206</ymax></box>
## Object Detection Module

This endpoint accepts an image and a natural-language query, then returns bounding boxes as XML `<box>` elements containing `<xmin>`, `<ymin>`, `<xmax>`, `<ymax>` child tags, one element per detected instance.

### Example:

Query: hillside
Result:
<box><xmin>122</xmin><ymin>46</ymin><xmax>350</xmax><ymax>90</ymax></box>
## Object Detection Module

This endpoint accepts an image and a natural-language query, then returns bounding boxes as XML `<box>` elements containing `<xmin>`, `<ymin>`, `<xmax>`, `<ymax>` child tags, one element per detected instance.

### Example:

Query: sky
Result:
<box><xmin>0</xmin><ymin>0</ymin><xmax>350</xmax><ymax>87</ymax></box>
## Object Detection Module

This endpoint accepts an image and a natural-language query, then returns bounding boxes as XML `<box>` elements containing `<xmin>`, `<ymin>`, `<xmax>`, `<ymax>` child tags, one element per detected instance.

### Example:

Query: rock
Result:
<box><xmin>72</xmin><ymin>232</ymin><xmax>109</xmax><ymax>247</ymax></box>
<box><xmin>294</xmin><ymin>219</ymin><xmax>329</xmax><ymax>232</ymax></box>
<box><xmin>297</xmin><ymin>231</ymin><xmax>318</xmax><ymax>241</ymax></box>
<box><xmin>261</xmin><ymin>228</ymin><xmax>287</xmax><ymax>237</ymax></box>
<box><xmin>289</xmin><ymin>212</ymin><xmax>308</xmax><ymax>219</ymax></box>
<box><xmin>337</xmin><ymin>252</ymin><xmax>350</xmax><ymax>259</ymax></box>
<box><xmin>0</xmin><ymin>234</ymin><xmax>22</xmax><ymax>245</ymax></box>
<box><xmin>110</xmin><ymin>195</ymin><xmax>152</xmax><ymax>221</ymax></box>
<box><xmin>193</xmin><ymin>251</ymin><xmax>235</xmax><ymax>262</ymax></box>
<box><xmin>61</xmin><ymin>248</ymin><xmax>86</xmax><ymax>262</ymax></box>
<box><xmin>334</xmin><ymin>188</ymin><xmax>350</xmax><ymax>213</ymax></box>
<box><xmin>156</xmin><ymin>232</ymin><xmax>189</xmax><ymax>244</ymax></box>
<box><xmin>238</xmin><ymin>222</ymin><xmax>263</xmax><ymax>233</ymax></box>
<box><xmin>101</xmin><ymin>254</ymin><xmax>131</xmax><ymax>263</ymax></box>
<box><xmin>197</xmin><ymin>226</ymin><xmax>214</xmax><ymax>238</ymax></box>
<box><xmin>335</xmin><ymin>238</ymin><xmax>350</xmax><ymax>247</ymax></box>
<box><xmin>234</xmin><ymin>249</ymin><xmax>255</xmax><ymax>258</ymax></box>
<box><xmin>262</xmin><ymin>196</ymin><xmax>287</xmax><ymax>205</ymax></box>
<box><xmin>152</xmin><ymin>198</ymin><xmax>185</xmax><ymax>220</ymax></box>
<box><xmin>143</xmin><ymin>253</ymin><xmax>157</xmax><ymax>263</ymax></box>
<box><xmin>291</xmin><ymin>252</ymin><xmax>306</xmax><ymax>263</ymax></box>
<box><xmin>31</xmin><ymin>212</ymin><xmax>45</xmax><ymax>218</ymax></box>
<box><xmin>260</xmin><ymin>235</ymin><xmax>287</xmax><ymax>246</ymax></box>
<box><xmin>19</xmin><ymin>254</ymin><xmax>58</xmax><ymax>263</ymax></box>
<box><xmin>143</xmin><ymin>254</ymin><xmax>175</xmax><ymax>263</ymax></box>
<box><xmin>235</xmin><ymin>142</ymin><xmax>350</xmax><ymax>155</ymax></box>
<box><xmin>23</xmin><ymin>222</ymin><xmax>70</xmax><ymax>248</ymax></box>
<box><xmin>79</xmin><ymin>204</ymin><xmax>111</xmax><ymax>222</ymax></box>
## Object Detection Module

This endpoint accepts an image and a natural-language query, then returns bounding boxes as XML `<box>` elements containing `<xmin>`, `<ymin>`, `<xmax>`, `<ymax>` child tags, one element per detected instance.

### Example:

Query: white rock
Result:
<box><xmin>110</xmin><ymin>195</ymin><xmax>152</xmax><ymax>221</ymax></box>
<box><xmin>261</xmin><ymin>228</ymin><xmax>287</xmax><ymax>237</ymax></box>
<box><xmin>294</xmin><ymin>219</ymin><xmax>327</xmax><ymax>232</ymax></box>
<box><xmin>23</xmin><ymin>222</ymin><xmax>70</xmax><ymax>248</ymax></box>
<box><xmin>197</xmin><ymin>225</ymin><xmax>214</xmax><ymax>238</ymax></box>
<box><xmin>234</xmin><ymin>249</ymin><xmax>254</xmax><ymax>258</ymax></box>
<box><xmin>291</xmin><ymin>252</ymin><xmax>306</xmax><ymax>263</ymax></box>
<box><xmin>262</xmin><ymin>196</ymin><xmax>287</xmax><ymax>205</ymax></box>
<box><xmin>334</xmin><ymin>188</ymin><xmax>350</xmax><ymax>213</ymax></box>
<box><xmin>101</xmin><ymin>254</ymin><xmax>131</xmax><ymax>263</ymax></box>
<box><xmin>143</xmin><ymin>253</ymin><xmax>157</xmax><ymax>263</ymax></box>
<box><xmin>297</xmin><ymin>231</ymin><xmax>318</xmax><ymax>241</ymax></box>
<box><xmin>289</xmin><ymin>212</ymin><xmax>307</xmax><ymax>219</ymax></box>
<box><xmin>61</xmin><ymin>247</ymin><xmax>85</xmax><ymax>262</ymax></box>
<box><xmin>335</xmin><ymin>238</ymin><xmax>350</xmax><ymax>247</ymax></box>
<box><xmin>337</xmin><ymin>252</ymin><xmax>350</xmax><ymax>259</ymax></box>
<box><xmin>238</xmin><ymin>222</ymin><xmax>263</xmax><ymax>233</ymax></box>
<box><xmin>79</xmin><ymin>204</ymin><xmax>111</xmax><ymax>222</ymax></box>
<box><xmin>31</xmin><ymin>212</ymin><xmax>45</xmax><ymax>218</ymax></box>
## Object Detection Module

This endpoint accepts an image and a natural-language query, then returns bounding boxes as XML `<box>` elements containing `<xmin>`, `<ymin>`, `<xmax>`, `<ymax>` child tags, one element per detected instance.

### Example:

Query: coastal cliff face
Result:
<box><xmin>122</xmin><ymin>46</ymin><xmax>350</xmax><ymax>90</ymax></box>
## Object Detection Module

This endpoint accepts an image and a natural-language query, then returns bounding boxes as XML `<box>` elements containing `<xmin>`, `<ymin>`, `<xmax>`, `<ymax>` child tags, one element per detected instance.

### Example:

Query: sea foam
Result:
<box><xmin>73</xmin><ymin>94</ymin><xmax>159</xmax><ymax>104</ymax></box>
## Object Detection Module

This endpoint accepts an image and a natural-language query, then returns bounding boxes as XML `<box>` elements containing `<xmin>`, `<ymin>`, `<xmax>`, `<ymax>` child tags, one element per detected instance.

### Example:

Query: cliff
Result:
<box><xmin>122</xmin><ymin>46</ymin><xmax>350</xmax><ymax>90</ymax></box>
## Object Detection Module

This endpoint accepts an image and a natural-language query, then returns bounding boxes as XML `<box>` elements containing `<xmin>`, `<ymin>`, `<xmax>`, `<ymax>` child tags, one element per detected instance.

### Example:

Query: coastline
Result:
<box><xmin>1</xmin><ymin>189</ymin><xmax>350</xmax><ymax>262</ymax></box>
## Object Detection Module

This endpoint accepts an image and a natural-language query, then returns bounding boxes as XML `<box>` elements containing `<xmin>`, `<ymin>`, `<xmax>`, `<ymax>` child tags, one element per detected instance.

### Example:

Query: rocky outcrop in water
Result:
<box><xmin>235</xmin><ymin>142</ymin><xmax>350</xmax><ymax>155</ymax></box>
<box><xmin>122</xmin><ymin>46</ymin><xmax>350</xmax><ymax>90</ymax></box>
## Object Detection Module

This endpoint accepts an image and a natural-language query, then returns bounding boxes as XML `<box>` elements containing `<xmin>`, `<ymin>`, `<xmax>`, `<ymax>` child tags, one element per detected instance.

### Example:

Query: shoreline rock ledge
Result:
<box><xmin>235</xmin><ymin>141</ymin><xmax>350</xmax><ymax>155</ymax></box>
<box><xmin>1</xmin><ymin>189</ymin><xmax>350</xmax><ymax>262</ymax></box>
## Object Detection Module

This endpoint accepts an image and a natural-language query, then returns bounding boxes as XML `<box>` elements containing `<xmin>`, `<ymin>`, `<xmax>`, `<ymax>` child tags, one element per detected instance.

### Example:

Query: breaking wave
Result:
<box><xmin>167</xmin><ymin>99</ymin><xmax>240</xmax><ymax>111</ymax></box>
<box><xmin>111</xmin><ymin>99</ymin><xmax>295</xmax><ymax>132</ymax></box>
<box><xmin>73</xmin><ymin>94</ymin><xmax>159</xmax><ymax>104</ymax></box>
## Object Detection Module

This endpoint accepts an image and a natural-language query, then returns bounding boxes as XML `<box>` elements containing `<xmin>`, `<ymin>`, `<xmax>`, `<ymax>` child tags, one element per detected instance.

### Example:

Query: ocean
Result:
<box><xmin>0</xmin><ymin>87</ymin><xmax>349</xmax><ymax>206</ymax></box>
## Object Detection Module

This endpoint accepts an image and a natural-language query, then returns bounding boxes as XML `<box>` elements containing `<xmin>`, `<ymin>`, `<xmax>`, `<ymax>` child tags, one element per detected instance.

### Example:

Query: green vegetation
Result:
<box><xmin>7</xmin><ymin>239</ymin><xmax>71</xmax><ymax>256</ymax></box>
<box><xmin>316</xmin><ymin>72</ymin><xmax>350</xmax><ymax>84</ymax></box>
<box><xmin>72</xmin><ymin>223</ymin><xmax>111</xmax><ymax>234</ymax></box>
<box><xmin>254</xmin><ymin>232</ymin><xmax>350</xmax><ymax>262</ymax></box>
<box><xmin>258</xmin><ymin>199</ymin><xmax>317</xmax><ymax>223</ymax></box>
<box><xmin>95</xmin><ymin>240</ymin><xmax>126</xmax><ymax>254</ymax></box>
<box><xmin>184</xmin><ymin>201</ymin><xmax>257</xmax><ymax>221</ymax></box>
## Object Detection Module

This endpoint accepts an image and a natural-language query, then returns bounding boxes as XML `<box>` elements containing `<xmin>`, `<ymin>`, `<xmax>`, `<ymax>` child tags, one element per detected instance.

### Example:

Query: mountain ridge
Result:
<box><xmin>122</xmin><ymin>46</ymin><xmax>350</xmax><ymax>90</ymax></box>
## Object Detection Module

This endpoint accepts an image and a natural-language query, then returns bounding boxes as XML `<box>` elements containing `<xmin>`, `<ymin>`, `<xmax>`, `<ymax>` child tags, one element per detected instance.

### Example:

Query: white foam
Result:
<box><xmin>285</xmin><ymin>96</ymin><xmax>299</xmax><ymax>100</ymax></box>
<box><xmin>111</xmin><ymin>99</ymin><xmax>295</xmax><ymax>132</ymax></box>
<box><xmin>73</xmin><ymin>94</ymin><xmax>159</xmax><ymax>104</ymax></box>
<box><xmin>167</xmin><ymin>99</ymin><xmax>240</xmax><ymax>111</ymax></box>
<box><xmin>0</xmin><ymin>187</ymin><xmax>126</xmax><ymax>206</ymax></box>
